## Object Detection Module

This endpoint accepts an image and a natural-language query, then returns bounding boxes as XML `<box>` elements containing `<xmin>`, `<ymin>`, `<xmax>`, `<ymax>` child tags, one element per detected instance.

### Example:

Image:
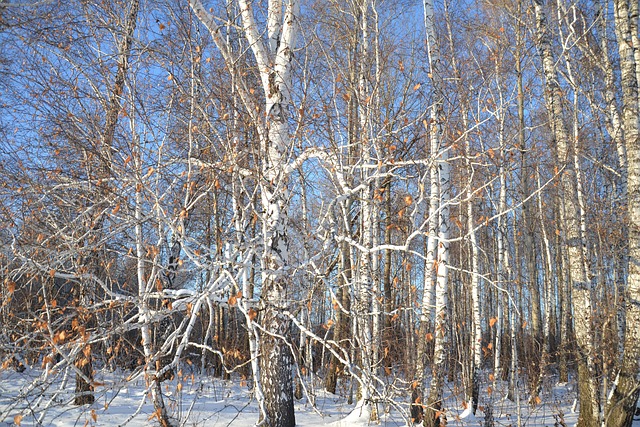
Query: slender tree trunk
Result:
<box><xmin>414</xmin><ymin>0</ymin><xmax>449</xmax><ymax>424</ymax></box>
<box><xmin>493</xmin><ymin>72</ymin><xmax>511</xmax><ymax>384</ymax></box>
<box><xmin>591</xmin><ymin>0</ymin><xmax>629</xmax><ymax>360</ymax></box>
<box><xmin>413</xmin><ymin>55</ymin><xmax>440</xmax><ymax>427</ymax></box>
<box><xmin>414</xmin><ymin>108</ymin><xmax>439</xmax><ymax>393</ymax></box>
<box><xmin>422</xmin><ymin>1</ymin><xmax>450</xmax><ymax>426</ymax></box>
<box><xmin>533</xmin><ymin>167</ymin><xmax>554</xmax><ymax>401</ymax></box>
<box><xmin>75</xmin><ymin>0</ymin><xmax>139</xmax><ymax>406</ymax></box>
<box><xmin>354</xmin><ymin>0</ymin><xmax>376</xmax><ymax>411</ymax></box>
<box><xmin>605</xmin><ymin>0</ymin><xmax>640</xmax><ymax>425</ymax></box>
<box><xmin>509</xmin><ymin>296</ymin><xmax>523</xmax><ymax>427</ymax></box>
<box><xmin>443</xmin><ymin>6</ymin><xmax>481</xmax><ymax>411</ymax></box>
<box><xmin>532</xmin><ymin>1</ymin><xmax>599</xmax><ymax>424</ymax></box>
<box><xmin>556</xmin><ymin>199</ymin><xmax>571</xmax><ymax>384</ymax></box>
<box><xmin>134</xmin><ymin>148</ymin><xmax>171</xmax><ymax>427</ymax></box>
<box><xmin>467</xmin><ymin>169</ymin><xmax>482</xmax><ymax>415</ymax></box>
<box><xmin>383</xmin><ymin>177</ymin><xmax>393</xmax><ymax>370</ymax></box>
<box><xmin>325</xmin><ymin>19</ymin><xmax>359</xmax><ymax>396</ymax></box>
<box><xmin>516</xmin><ymin>0</ymin><xmax>542</xmax><ymax>388</ymax></box>
<box><xmin>326</xmin><ymin>240</ymin><xmax>352</xmax><ymax>394</ymax></box>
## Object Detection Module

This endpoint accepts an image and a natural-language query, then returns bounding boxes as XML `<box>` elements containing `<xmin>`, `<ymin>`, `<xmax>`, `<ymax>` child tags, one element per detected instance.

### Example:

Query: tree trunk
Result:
<box><xmin>605</xmin><ymin>0</ymin><xmax>640</xmax><ymax>425</ymax></box>
<box><xmin>517</xmin><ymin>0</ymin><xmax>542</xmax><ymax>387</ymax></box>
<box><xmin>532</xmin><ymin>1</ymin><xmax>599</xmax><ymax>424</ymax></box>
<box><xmin>468</xmin><ymin>172</ymin><xmax>481</xmax><ymax>415</ymax></box>
<box><xmin>383</xmin><ymin>176</ymin><xmax>393</xmax><ymax>371</ymax></box>
<box><xmin>422</xmin><ymin>1</ymin><xmax>450</xmax><ymax>425</ymax></box>
<box><xmin>190</xmin><ymin>1</ymin><xmax>300</xmax><ymax>425</ymax></box>
<box><xmin>592</xmin><ymin>0</ymin><xmax>629</xmax><ymax>363</ymax></box>
<box><xmin>135</xmin><ymin>146</ymin><xmax>171</xmax><ymax>427</ymax></box>
<box><xmin>74</xmin><ymin>0</ymin><xmax>139</xmax><ymax>406</ymax></box>
<box><xmin>443</xmin><ymin>6</ymin><xmax>482</xmax><ymax>411</ymax></box>
<box><xmin>414</xmin><ymin>0</ymin><xmax>449</xmax><ymax>424</ymax></box>
<box><xmin>326</xmin><ymin>240</ymin><xmax>352</xmax><ymax>394</ymax></box>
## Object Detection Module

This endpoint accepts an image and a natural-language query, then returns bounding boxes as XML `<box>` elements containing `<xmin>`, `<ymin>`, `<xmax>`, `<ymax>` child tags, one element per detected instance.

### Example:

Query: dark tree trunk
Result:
<box><xmin>259</xmin><ymin>296</ymin><xmax>296</xmax><ymax>427</ymax></box>
<box><xmin>74</xmin><ymin>344</ymin><xmax>94</xmax><ymax>405</ymax></box>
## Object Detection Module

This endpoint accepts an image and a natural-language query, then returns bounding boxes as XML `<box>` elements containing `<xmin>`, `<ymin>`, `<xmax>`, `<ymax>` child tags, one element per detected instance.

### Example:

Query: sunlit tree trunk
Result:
<box><xmin>534</xmin><ymin>166</ymin><xmax>554</xmax><ymax>401</ymax></box>
<box><xmin>382</xmin><ymin>176</ymin><xmax>393</xmax><ymax>370</ymax></box>
<box><xmin>326</xmin><ymin>238</ymin><xmax>352</xmax><ymax>394</ymax></box>
<box><xmin>442</xmin><ymin>6</ymin><xmax>482</xmax><ymax>412</ymax></box>
<box><xmin>414</xmin><ymin>98</ymin><xmax>440</xmax><ymax>402</ymax></box>
<box><xmin>133</xmin><ymin>141</ymin><xmax>171</xmax><ymax>427</ymax></box>
<box><xmin>605</xmin><ymin>0</ymin><xmax>640</xmax><ymax>425</ymax></box>
<box><xmin>495</xmin><ymin>88</ymin><xmax>510</xmax><ymax>384</ymax></box>
<box><xmin>255</xmin><ymin>1</ymin><xmax>298</xmax><ymax>422</ymax></box>
<box><xmin>532</xmin><ymin>0</ymin><xmax>599</xmax><ymax>424</ymax></box>
<box><xmin>353</xmin><ymin>0</ymin><xmax>375</xmax><ymax>411</ymax></box>
<box><xmin>556</xmin><ymin>199</ymin><xmax>572</xmax><ymax>384</ymax></box>
<box><xmin>467</xmin><ymin>149</ymin><xmax>482</xmax><ymax>416</ymax></box>
<box><xmin>517</xmin><ymin>0</ymin><xmax>542</xmax><ymax>388</ymax></box>
<box><xmin>413</xmin><ymin>97</ymin><xmax>439</xmax><ymax>425</ymax></box>
<box><xmin>75</xmin><ymin>0</ymin><xmax>139</xmax><ymax>406</ymax></box>
<box><xmin>413</xmin><ymin>0</ymin><xmax>443</xmax><ymax>421</ymax></box>
<box><xmin>595</xmin><ymin>0</ymin><xmax>628</xmax><ymax>364</ymax></box>
<box><xmin>421</xmin><ymin>0</ymin><xmax>450</xmax><ymax>426</ymax></box>
<box><xmin>190</xmin><ymin>1</ymin><xmax>300</xmax><ymax>425</ymax></box>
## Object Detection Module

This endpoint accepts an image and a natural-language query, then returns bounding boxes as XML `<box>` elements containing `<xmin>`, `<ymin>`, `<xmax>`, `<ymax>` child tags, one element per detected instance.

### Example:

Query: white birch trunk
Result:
<box><xmin>443</xmin><ymin>8</ymin><xmax>482</xmax><ymax>412</ymax></box>
<box><xmin>353</xmin><ymin>0</ymin><xmax>378</xmax><ymax>415</ymax></box>
<box><xmin>256</xmin><ymin>1</ymin><xmax>298</xmax><ymax>423</ymax></box>
<box><xmin>415</xmin><ymin>124</ymin><xmax>440</xmax><ymax>386</ymax></box>
<box><xmin>134</xmin><ymin>151</ymin><xmax>170</xmax><ymax>427</ymax></box>
<box><xmin>605</xmin><ymin>1</ymin><xmax>640</xmax><ymax>425</ymax></box>
<box><xmin>532</xmin><ymin>1</ymin><xmax>600</xmax><ymax>424</ymax></box>
<box><xmin>233</xmin><ymin>180</ymin><xmax>267</xmax><ymax>418</ymax></box>
<box><xmin>558</xmin><ymin>1</ymin><xmax>592</xmax><ymax>293</ymax></box>
<box><xmin>495</xmin><ymin>107</ymin><xmax>509</xmax><ymax>383</ymax></box>
<box><xmin>414</xmin><ymin>97</ymin><xmax>440</xmax><ymax>424</ymax></box>
<box><xmin>422</xmin><ymin>1</ymin><xmax>450</xmax><ymax>426</ymax></box>
<box><xmin>557</xmin><ymin>197</ymin><xmax>571</xmax><ymax>384</ymax></box>
<box><xmin>468</xmin><ymin>168</ymin><xmax>482</xmax><ymax>415</ymax></box>
<box><xmin>630</xmin><ymin>1</ymin><xmax>640</xmax><ymax>105</ymax></box>
<box><xmin>371</xmin><ymin>3</ymin><xmax>383</xmax><ymax>385</ymax></box>
<box><xmin>535</xmin><ymin>167</ymin><xmax>554</xmax><ymax>399</ymax></box>
<box><xmin>189</xmin><ymin>1</ymin><xmax>300</xmax><ymax>425</ymax></box>
<box><xmin>590</xmin><ymin>4</ymin><xmax>628</xmax><ymax>353</ymax></box>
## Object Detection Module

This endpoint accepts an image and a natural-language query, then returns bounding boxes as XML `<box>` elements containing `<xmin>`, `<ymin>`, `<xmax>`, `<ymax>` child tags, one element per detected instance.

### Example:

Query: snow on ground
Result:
<box><xmin>0</xmin><ymin>367</ymin><xmax>386</xmax><ymax>427</ymax></box>
<box><xmin>0</xmin><ymin>367</ymin><xmax>639</xmax><ymax>426</ymax></box>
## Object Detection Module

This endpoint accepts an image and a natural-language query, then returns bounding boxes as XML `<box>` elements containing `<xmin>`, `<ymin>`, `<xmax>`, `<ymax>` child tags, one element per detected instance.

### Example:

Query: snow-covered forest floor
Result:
<box><xmin>2</xmin><ymin>367</ymin><xmax>638</xmax><ymax>426</ymax></box>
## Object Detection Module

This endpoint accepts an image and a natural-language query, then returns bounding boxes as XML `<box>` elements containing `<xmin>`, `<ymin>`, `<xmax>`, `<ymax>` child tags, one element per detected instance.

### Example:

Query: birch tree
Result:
<box><xmin>189</xmin><ymin>1</ymin><xmax>300</xmax><ymax>425</ymax></box>
<box><xmin>418</xmin><ymin>0</ymin><xmax>451</xmax><ymax>426</ymax></box>
<box><xmin>532</xmin><ymin>0</ymin><xmax>600</xmax><ymax>425</ymax></box>
<box><xmin>72</xmin><ymin>0</ymin><xmax>140</xmax><ymax>406</ymax></box>
<box><xmin>605</xmin><ymin>0</ymin><xmax>640</xmax><ymax>425</ymax></box>
<box><xmin>442</xmin><ymin>7</ymin><xmax>484</xmax><ymax>412</ymax></box>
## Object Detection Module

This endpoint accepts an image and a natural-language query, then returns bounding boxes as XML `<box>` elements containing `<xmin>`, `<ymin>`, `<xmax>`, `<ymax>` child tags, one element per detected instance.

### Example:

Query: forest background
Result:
<box><xmin>0</xmin><ymin>0</ymin><xmax>639</xmax><ymax>426</ymax></box>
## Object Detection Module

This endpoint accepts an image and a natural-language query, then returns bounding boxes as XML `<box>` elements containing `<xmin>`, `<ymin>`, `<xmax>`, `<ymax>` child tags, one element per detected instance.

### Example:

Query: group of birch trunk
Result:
<box><xmin>0</xmin><ymin>0</ymin><xmax>639</xmax><ymax>426</ymax></box>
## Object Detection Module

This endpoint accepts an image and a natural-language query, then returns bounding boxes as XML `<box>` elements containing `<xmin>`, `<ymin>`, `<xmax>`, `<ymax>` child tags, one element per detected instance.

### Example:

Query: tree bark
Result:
<box><xmin>134</xmin><ymin>142</ymin><xmax>171</xmax><ymax>427</ymax></box>
<box><xmin>532</xmin><ymin>1</ymin><xmax>599</xmax><ymax>424</ymax></box>
<box><xmin>421</xmin><ymin>1</ymin><xmax>450</xmax><ymax>426</ymax></box>
<box><xmin>190</xmin><ymin>1</ymin><xmax>300</xmax><ymax>425</ymax></box>
<box><xmin>75</xmin><ymin>0</ymin><xmax>139</xmax><ymax>406</ymax></box>
<box><xmin>605</xmin><ymin>0</ymin><xmax>640</xmax><ymax>425</ymax></box>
